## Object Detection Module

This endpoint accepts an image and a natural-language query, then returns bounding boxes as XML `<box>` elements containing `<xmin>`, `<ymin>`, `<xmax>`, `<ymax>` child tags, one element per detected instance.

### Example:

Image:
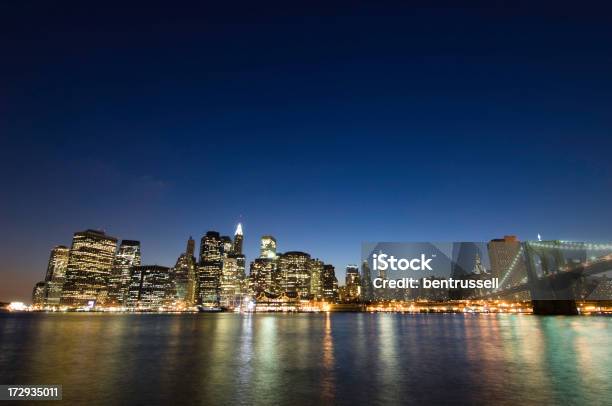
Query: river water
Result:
<box><xmin>0</xmin><ymin>313</ymin><xmax>610</xmax><ymax>405</ymax></box>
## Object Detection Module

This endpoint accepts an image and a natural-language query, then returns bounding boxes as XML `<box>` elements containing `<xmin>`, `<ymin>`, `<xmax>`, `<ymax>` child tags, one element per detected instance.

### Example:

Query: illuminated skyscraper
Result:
<box><xmin>200</xmin><ymin>231</ymin><xmax>222</xmax><ymax>263</ymax></box>
<box><xmin>220</xmin><ymin>254</ymin><xmax>242</xmax><ymax>308</ymax></box>
<box><xmin>309</xmin><ymin>259</ymin><xmax>324</xmax><ymax>300</ymax></box>
<box><xmin>171</xmin><ymin>237</ymin><xmax>197</xmax><ymax>307</ymax></box>
<box><xmin>197</xmin><ymin>231</ymin><xmax>223</xmax><ymax>306</ymax></box>
<box><xmin>108</xmin><ymin>240</ymin><xmax>141</xmax><ymax>306</ymax></box>
<box><xmin>233</xmin><ymin>223</ymin><xmax>243</xmax><ymax>254</ymax></box>
<box><xmin>321</xmin><ymin>264</ymin><xmax>338</xmax><ymax>302</ymax></box>
<box><xmin>260</xmin><ymin>235</ymin><xmax>277</xmax><ymax>259</ymax></box>
<box><xmin>231</xmin><ymin>225</ymin><xmax>247</xmax><ymax>304</ymax></box>
<box><xmin>249</xmin><ymin>257</ymin><xmax>280</xmax><ymax>296</ymax></box>
<box><xmin>43</xmin><ymin>245</ymin><xmax>69</xmax><ymax>306</ymax></box>
<box><xmin>345</xmin><ymin>265</ymin><xmax>361</xmax><ymax>302</ymax></box>
<box><xmin>278</xmin><ymin>251</ymin><xmax>311</xmax><ymax>299</ymax></box>
<box><xmin>61</xmin><ymin>229</ymin><xmax>117</xmax><ymax>307</ymax></box>
<box><xmin>219</xmin><ymin>234</ymin><xmax>239</xmax><ymax>308</ymax></box>
<box><xmin>32</xmin><ymin>281</ymin><xmax>46</xmax><ymax>308</ymax></box>
<box><xmin>126</xmin><ymin>265</ymin><xmax>171</xmax><ymax>310</ymax></box>
<box><xmin>221</xmin><ymin>235</ymin><xmax>233</xmax><ymax>255</ymax></box>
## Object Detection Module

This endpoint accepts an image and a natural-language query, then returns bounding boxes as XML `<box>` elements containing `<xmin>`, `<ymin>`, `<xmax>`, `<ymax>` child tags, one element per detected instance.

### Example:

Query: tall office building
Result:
<box><xmin>221</xmin><ymin>235</ymin><xmax>233</xmax><ymax>256</ymax></box>
<box><xmin>321</xmin><ymin>264</ymin><xmax>338</xmax><ymax>302</ymax></box>
<box><xmin>260</xmin><ymin>235</ymin><xmax>277</xmax><ymax>259</ymax></box>
<box><xmin>278</xmin><ymin>251</ymin><xmax>311</xmax><ymax>299</ymax></box>
<box><xmin>345</xmin><ymin>265</ymin><xmax>361</xmax><ymax>302</ymax></box>
<box><xmin>43</xmin><ymin>245</ymin><xmax>69</xmax><ymax>306</ymax></box>
<box><xmin>197</xmin><ymin>231</ymin><xmax>223</xmax><ymax>306</ymax></box>
<box><xmin>249</xmin><ymin>257</ymin><xmax>280</xmax><ymax>296</ymax></box>
<box><xmin>233</xmin><ymin>223</ymin><xmax>243</xmax><ymax>254</ymax></box>
<box><xmin>309</xmin><ymin>259</ymin><xmax>324</xmax><ymax>300</ymax></box>
<box><xmin>220</xmin><ymin>254</ymin><xmax>242</xmax><ymax>308</ymax></box>
<box><xmin>249</xmin><ymin>235</ymin><xmax>280</xmax><ymax>297</ymax></box>
<box><xmin>218</xmin><ymin>233</ymin><xmax>239</xmax><ymax>308</ymax></box>
<box><xmin>360</xmin><ymin>260</ymin><xmax>373</xmax><ymax>302</ymax></box>
<box><xmin>32</xmin><ymin>281</ymin><xmax>46</xmax><ymax>307</ymax></box>
<box><xmin>232</xmin><ymin>226</ymin><xmax>247</xmax><ymax>300</ymax></box>
<box><xmin>61</xmin><ymin>229</ymin><xmax>117</xmax><ymax>307</ymax></box>
<box><xmin>126</xmin><ymin>265</ymin><xmax>171</xmax><ymax>310</ymax></box>
<box><xmin>186</xmin><ymin>235</ymin><xmax>195</xmax><ymax>258</ymax></box>
<box><xmin>199</xmin><ymin>231</ymin><xmax>222</xmax><ymax>262</ymax></box>
<box><xmin>488</xmin><ymin>235</ymin><xmax>527</xmax><ymax>287</ymax></box>
<box><xmin>172</xmin><ymin>236</ymin><xmax>197</xmax><ymax>307</ymax></box>
<box><xmin>107</xmin><ymin>240</ymin><xmax>141</xmax><ymax>306</ymax></box>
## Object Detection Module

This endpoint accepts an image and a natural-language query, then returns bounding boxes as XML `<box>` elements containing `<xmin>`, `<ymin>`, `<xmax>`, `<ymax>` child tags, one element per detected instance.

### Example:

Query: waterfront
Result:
<box><xmin>1</xmin><ymin>313</ymin><xmax>611</xmax><ymax>405</ymax></box>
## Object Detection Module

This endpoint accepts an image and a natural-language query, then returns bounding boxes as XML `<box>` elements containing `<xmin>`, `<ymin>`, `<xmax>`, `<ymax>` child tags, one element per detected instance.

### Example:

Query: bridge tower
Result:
<box><xmin>523</xmin><ymin>241</ymin><xmax>578</xmax><ymax>315</ymax></box>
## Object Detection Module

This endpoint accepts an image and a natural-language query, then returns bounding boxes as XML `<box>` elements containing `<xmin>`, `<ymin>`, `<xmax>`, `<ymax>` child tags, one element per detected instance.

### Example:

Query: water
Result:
<box><xmin>1</xmin><ymin>313</ymin><xmax>610</xmax><ymax>405</ymax></box>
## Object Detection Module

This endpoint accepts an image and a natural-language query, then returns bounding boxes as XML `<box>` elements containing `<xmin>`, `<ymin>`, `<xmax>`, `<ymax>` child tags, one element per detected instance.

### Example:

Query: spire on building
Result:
<box><xmin>233</xmin><ymin>223</ymin><xmax>244</xmax><ymax>255</ymax></box>
<box><xmin>186</xmin><ymin>236</ymin><xmax>195</xmax><ymax>258</ymax></box>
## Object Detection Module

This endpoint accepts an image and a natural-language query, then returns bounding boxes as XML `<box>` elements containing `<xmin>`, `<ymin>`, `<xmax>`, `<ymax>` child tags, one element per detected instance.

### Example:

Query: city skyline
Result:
<box><xmin>2</xmin><ymin>3</ymin><xmax>612</xmax><ymax>405</ymax></box>
<box><xmin>2</xmin><ymin>2</ymin><xmax>612</xmax><ymax>301</ymax></box>
<box><xmin>24</xmin><ymin>223</ymin><xmax>612</xmax><ymax>311</ymax></box>
<box><xmin>4</xmin><ymin>220</ymin><xmax>593</xmax><ymax>303</ymax></box>
<box><xmin>6</xmin><ymin>218</ymin><xmax>612</xmax><ymax>303</ymax></box>
<box><xmin>28</xmin><ymin>224</ymin><xmax>349</xmax><ymax>310</ymax></box>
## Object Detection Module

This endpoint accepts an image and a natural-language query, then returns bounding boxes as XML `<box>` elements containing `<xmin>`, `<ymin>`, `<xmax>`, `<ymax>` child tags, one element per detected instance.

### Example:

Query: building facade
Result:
<box><xmin>32</xmin><ymin>281</ymin><xmax>46</xmax><ymax>308</ymax></box>
<box><xmin>250</xmin><ymin>257</ymin><xmax>280</xmax><ymax>296</ymax></box>
<box><xmin>260</xmin><ymin>235</ymin><xmax>277</xmax><ymax>259</ymax></box>
<box><xmin>60</xmin><ymin>229</ymin><xmax>117</xmax><ymax>307</ymax></box>
<box><xmin>43</xmin><ymin>245</ymin><xmax>69</xmax><ymax>306</ymax></box>
<box><xmin>321</xmin><ymin>264</ymin><xmax>338</xmax><ymax>302</ymax></box>
<box><xmin>278</xmin><ymin>251</ymin><xmax>312</xmax><ymax>299</ymax></box>
<box><xmin>345</xmin><ymin>264</ymin><xmax>361</xmax><ymax>302</ymax></box>
<box><xmin>171</xmin><ymin>236</ymin><xmax>197</xmax><ymax>307</ymax></box>
<box><xmin>309</xmin><ymin>259</ymin><xmax>324</xmax><ymax>300</ymax></box>
<box><xmin>197</xmin><ymin>231</ymin><xmax>223</xmax><ymax>306</ymax></box>
<box><xmin>360</xmin><ymin>260</ymin><xmax>373</xmax><ymax>302</ymax></box>
<box><xmin>126</xmin><ymin>265</ymin><xmax>171</xmax><ymax>310</ymax></box>
<box><xmin>107</xmin><ymin>240</ymin><xmax>141</xmax><ymax>306</ymax></box>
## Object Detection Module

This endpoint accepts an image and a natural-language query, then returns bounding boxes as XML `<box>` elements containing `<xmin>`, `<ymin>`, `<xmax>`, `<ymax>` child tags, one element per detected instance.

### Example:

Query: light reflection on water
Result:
<box><xmin>0</xmin><ymin>313</ymin><xmax>610</xmax><ymax>405</ymax></box>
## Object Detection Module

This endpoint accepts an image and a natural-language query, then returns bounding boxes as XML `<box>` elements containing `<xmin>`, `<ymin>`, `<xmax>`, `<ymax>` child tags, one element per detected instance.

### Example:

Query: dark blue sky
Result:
<box><xmin>1</xmin><ymin>1</ymin><xmax>612</xmax><ymax>301</ymax></box>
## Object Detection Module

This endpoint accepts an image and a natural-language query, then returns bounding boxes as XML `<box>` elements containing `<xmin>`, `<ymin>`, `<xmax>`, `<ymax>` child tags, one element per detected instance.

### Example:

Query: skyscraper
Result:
<box><xmin>43</xmin><ymin>245</ymin><xmax>69</xmax><ymax>306</ymax></box>
<box><xmin>309</xmin><ymin>259</ymin><xmax>324</xmax><ymax>300</ymax></box>
<box><xmin>186</xmin><ymin>235</ymin><xmax>195</xmax><ymax>258</ymax></box>
<box><xmin>172</xmin><ymin>236</ymin><xmax>197</xmax><ymax>307</ymax></box>
<box><xmin>61</xmin><ymin>229</ymin><xmax>117</xmax><ymax>307</ymax></box>
<box><xmin>232</xmin><ymin>226</ymin><xmax>247</xmax><ymax>303</ymax></box>
<box><xmin>360</xmin><ymin>260</ymin><xmax>373</xmax><ymax>302</ymax></box>
<box><xmin>321</xmin><ymin>264</ymin><xmax>338</xmax><ymax>302</ymax></box>
<box><xmin>249</xmin><ymin>257</ymin><xmax>280</xmax><ymax>296</ymax></box>
<box><xmin>219</xmin><ymin>234</ymin><xmax>239</xmax><ymax>308</ymax></box>
<box><xmin>233</xmin><ymin>223</ymin><xmax>243</xmax><ymax>254</ymax></box>
<box><xmin>278</xmin><ymin>251</ymin><xmax>311</xmax><ymax>299</ymax></box>
<box><xmin>260</xmin><ymin>235</ymin><xmax>277</xmax><ymax>259</ymax></box>
<box><xmin>345</xmin><ymin>265</ymin><xmax>361</xmax><ymax>302</ymax></box>
<box><xmin>197</xmin><ymin>231</ymin><xmax>223</xmax><ymax>306</ymax></box>
<box><xmin>108</xmin><ymin>240</ymin><xmax>141</xmax><ymax>306</ymax></box>
<box><xmin>32</xmin><ymin>281</ymin><xmax>46</xmax><ymax>308</ymax></box>
<box><xmin>220</xmin><ymin>254</ymin><xmax>241</xmax><ymax>308</ymax></box>
<box><xmin>126</xmin><ymin>265</ymin><xmax>171</xmax><ymax>310</ymax></box>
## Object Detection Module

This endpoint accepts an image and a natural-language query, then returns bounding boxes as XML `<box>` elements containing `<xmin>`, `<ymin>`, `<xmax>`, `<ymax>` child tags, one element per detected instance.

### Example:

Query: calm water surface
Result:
<box><xmin>0</xmin><ymin>313</ymin><xmax>610</xmax><ymax>405</ymax></box>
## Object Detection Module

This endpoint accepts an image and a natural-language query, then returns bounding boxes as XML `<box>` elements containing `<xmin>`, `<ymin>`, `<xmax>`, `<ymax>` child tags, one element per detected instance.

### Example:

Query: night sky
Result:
<box><xmin>1</xmin><ymin>1</ymin><xmax>612</xmax><ymax>301</ymax></box>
